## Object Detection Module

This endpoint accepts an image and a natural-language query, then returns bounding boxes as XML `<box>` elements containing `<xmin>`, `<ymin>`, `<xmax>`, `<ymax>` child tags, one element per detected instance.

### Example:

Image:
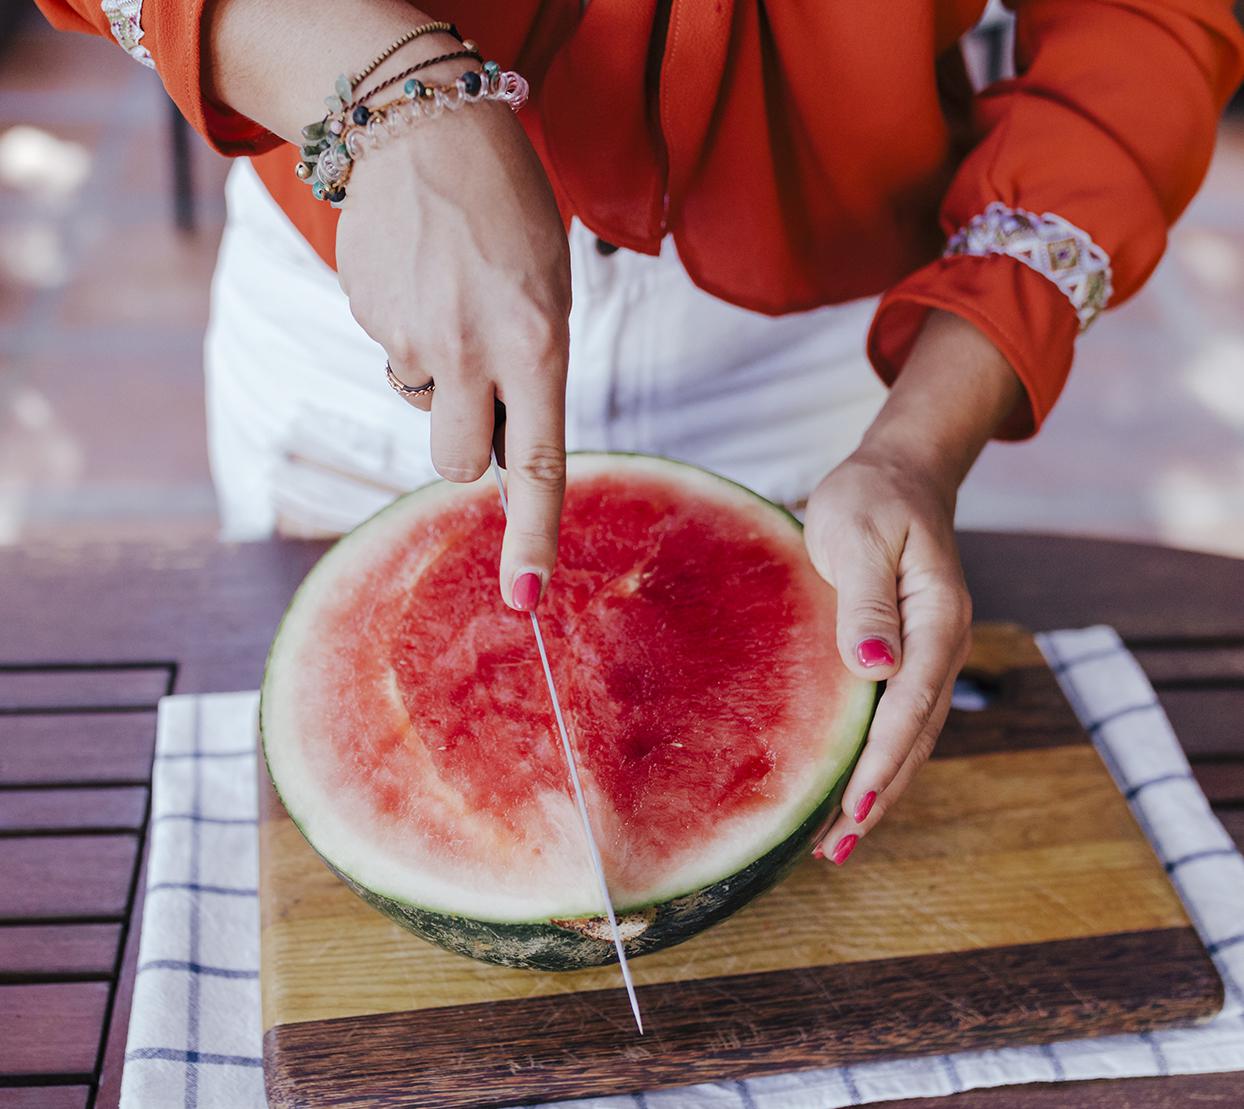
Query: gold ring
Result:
<box><xmin>385</xmin><ymin>361</ymin><xmax>435</xmax><ymax>399</ymax></box>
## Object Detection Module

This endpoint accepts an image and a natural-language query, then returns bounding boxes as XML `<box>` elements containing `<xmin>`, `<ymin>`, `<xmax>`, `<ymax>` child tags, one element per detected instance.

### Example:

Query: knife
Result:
<box><xmin>490</xmin><ymin>451</ymin><xmax>644</xmax><ymax>1035</ymax></box>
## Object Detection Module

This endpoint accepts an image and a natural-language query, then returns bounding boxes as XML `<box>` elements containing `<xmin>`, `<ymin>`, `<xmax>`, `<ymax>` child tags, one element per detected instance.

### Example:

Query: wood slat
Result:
<box><xmin>1135</xmin><ymin>644</ymin><xmax>1244</xmax><ymax>684</ymax></box>
<box><xmin>0</xmin><ymin>540</ymin><xmax>323</xmax><ymax>691</ymax></box>
<box><xmin>0</xmin><ymin>982</ymin><xmax>109</xmax><ymax>1075</ymax></box>
<box><xmin>0</xmin><ymin>836</ymin><xmax>138</xmax><ymax>919</ymax></box>
<box><xmin>0</xmin><ymin>712</ymin><xmax>156</xmax><ymax>785</ymax></box>
<box><xmin>0</xmin><ymin>924</ymin><xmax>121</xmax><ymax>977</ymax></box>
<box><xmin>1217</xmin><ymin>808</ymin><xmax>1244</xmax><ymax>852</ymax></box>
<box><xmin>0</xmin><ymin>788</ymin><xmax>147</xmax><ymax>833</ymax></box>
<box><xmin>1157</xmin><ymin>688</ymin><xmax>1244</xmax><ymax>758</ymax></box>
<box><xmin>958</xmin><ymin>533</ymin><xmax>1244</xmax><ymax>639</ymax></box>
<box><xmin>0</xmin><ymin>1088</ymin><xmax>91</xmax><ymax>1109</ymax></box>
<box><xmin>95</xmin><ymin>837</ymin><xmax>149</xmax><ymax>1109</ymax></box>
<box><xmin>890</xmin><ymin>1070</ymin><xmax>1244</xmax><ymax>1107</ymax></box>
<box><xmin>1194</xmin><ymin>761</ymin><xmax>1244</xmax><ymax>805</ymax></box>
<box><xmin>0</xmin><ymin>667</ymin><xmax>169</xmax><ymax>711</ymax></box>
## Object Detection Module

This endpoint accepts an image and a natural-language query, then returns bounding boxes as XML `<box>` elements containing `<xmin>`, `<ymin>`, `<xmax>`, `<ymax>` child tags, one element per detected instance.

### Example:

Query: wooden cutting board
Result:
<box><xmin>258</xmin><ymin>623</ymin><xmax>1222</xmax><ymax>1108</ymax></box>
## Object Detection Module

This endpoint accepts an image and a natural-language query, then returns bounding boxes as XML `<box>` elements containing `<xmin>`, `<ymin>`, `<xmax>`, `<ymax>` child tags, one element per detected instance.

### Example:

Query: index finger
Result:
<box><xmin>495</xmin><ymin>375</ymin><xmax>566</xmax><ymax>611</ymax></box>
<box><xmin>841</xmin><ymin>556</ymin><xmax>972</xmax><ymax>821</ymax></box>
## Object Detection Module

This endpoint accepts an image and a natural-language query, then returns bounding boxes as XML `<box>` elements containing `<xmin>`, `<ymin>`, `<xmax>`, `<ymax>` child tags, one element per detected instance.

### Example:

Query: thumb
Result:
<box><xmin>831</xmin><ymin>549</ymin><xmax>903</xmax><ymax>680</ymax></box>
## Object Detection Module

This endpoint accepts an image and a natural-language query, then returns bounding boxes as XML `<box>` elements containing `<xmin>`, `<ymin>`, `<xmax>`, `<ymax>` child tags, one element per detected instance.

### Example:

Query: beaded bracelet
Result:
<box><xmin>296</xmin><ymin>28</ymin><xmax>525</xmax><ymax>208</ymax></box>
<box><xmin>297</xmin><ymin>24</ymin><xmax>463</xmax><ymax>203</ymax></box>
<box><xmin>343</xmin><ymin>65</ymin><xmax>527</xmax><ymax>159</ymax></box>
<box><xmin>318</xmin><ymin>64</ymin><xmax>527</xmax><ymax>205</ymax></box>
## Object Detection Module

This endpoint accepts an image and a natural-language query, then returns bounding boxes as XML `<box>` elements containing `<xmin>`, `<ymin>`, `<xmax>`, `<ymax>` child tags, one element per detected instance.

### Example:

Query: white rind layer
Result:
<box><xmin>262</xmin><ymin>454</ymin><xmax>875</xmax><ymax>923</ymax></box>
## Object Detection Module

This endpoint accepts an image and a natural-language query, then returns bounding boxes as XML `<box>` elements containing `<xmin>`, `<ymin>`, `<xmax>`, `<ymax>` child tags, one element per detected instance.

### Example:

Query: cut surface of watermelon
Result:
<box><xmin>261</xmin><ymin>454</ymin><xmax>877</xmax><ymax>967</ymax></box>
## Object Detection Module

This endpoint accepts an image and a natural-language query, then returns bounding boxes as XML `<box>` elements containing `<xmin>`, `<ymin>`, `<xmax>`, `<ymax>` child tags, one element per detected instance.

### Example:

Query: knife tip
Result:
<box><xmin>628</xmin><ymin>995</ymin><xmax>644</xmax><ymax>1035</ymax></box>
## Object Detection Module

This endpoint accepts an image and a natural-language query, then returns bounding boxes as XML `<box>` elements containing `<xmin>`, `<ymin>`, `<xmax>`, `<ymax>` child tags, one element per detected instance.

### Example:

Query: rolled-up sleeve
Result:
<box><xmin>868</xmin><ymin>0</ymin><xmax>1244</xmax><ymax>439</ymax></box>
<box><xmin>35</xmin><ymin>0</ymin><xmax>279</xmax><ymax>156</ymax></box>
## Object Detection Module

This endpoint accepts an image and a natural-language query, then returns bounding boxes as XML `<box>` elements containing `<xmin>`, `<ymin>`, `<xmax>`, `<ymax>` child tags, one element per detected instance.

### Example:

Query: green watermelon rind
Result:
<box><xmin>261</xmin><ymin>452</ymin><xmax>879</xmax><ymax>970</ymax></box>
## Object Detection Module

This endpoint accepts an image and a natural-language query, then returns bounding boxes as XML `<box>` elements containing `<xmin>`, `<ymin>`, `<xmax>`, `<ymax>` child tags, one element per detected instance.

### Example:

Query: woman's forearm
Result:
<box><xmin>205</xmin><ymin>0</ymin><xmax>461</xmax><ymax>144</ymax></box>
<box><xmin>857</xmin><ymin>309</ymin><xmax>1023</xmax><ymax>491</ymax></box>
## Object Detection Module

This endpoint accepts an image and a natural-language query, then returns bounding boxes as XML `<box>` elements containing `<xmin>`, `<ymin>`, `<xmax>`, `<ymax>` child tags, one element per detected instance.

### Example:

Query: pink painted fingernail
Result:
<box><xmin>811</xmin><ymin>841</ymin><xmax>827</xmax><ymax>859</ymax></box>
<box><xmin>831</xmin><ymin>834</ymin><xmax>859</xmax><ymax>866</ymax></box>
<box><xmin>854</xmin><ymin>790</ymin><xmax>877</xmax><ymax>823</ymax></box>
<box><xmin>857</xmin><ymin>638</ymin><xmax>895</xmax><ymax>669</ymax></box>
<box><xmin>512</xmin><ymin>572</ymin><xmax>543</xmax><ymax>612</ymax></box>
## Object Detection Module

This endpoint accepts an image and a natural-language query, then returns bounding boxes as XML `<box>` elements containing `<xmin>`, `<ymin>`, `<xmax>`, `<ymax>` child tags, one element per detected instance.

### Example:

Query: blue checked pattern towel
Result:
<box><xmin>120</xmin><ymin>627</ymin><xmax>1244</xmax><ymax>1108</ymax></box>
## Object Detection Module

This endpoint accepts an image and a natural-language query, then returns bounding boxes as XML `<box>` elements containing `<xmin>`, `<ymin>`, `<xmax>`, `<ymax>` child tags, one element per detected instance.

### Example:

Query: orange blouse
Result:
<box><xmin>37</xmin><ymin>0</ymin><xmax>1244</xmax><ymax>437</ymax></box>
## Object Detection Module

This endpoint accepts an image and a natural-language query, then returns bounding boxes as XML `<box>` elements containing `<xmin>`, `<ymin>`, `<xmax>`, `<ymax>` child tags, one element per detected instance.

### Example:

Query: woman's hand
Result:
<box><xmin>804</xmin><ymin>446</ymin><xmax>971</xmax><ymax>864</ymax></box>
<box><xmin>805</xmin><ymin>309</ymin><xmax>1025</xmax><ymax>863</ymax></box>
<box><xmin>338</xmin><ymin>75</ymin><xmax>571</xmax><ymax>613</ymax></box>
<box><xmin>207</xmin><ymin>4</ymin><xmax>571</xmax><ymax>611</ymax></box>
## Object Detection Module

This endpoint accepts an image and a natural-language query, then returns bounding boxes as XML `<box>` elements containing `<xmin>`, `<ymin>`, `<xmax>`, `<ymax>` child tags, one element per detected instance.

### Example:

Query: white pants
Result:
<box><xmin>205</xmin><ymin>160</ymin><xmax>887</xmax><ymax>539</ymax></box>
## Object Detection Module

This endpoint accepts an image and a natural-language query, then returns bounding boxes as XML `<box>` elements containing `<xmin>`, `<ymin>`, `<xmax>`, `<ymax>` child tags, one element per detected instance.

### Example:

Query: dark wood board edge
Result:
<box><xmin>262</xmin><ymin>927</ymin><xmax>1223</xmax><ymax>1109</ymax></box>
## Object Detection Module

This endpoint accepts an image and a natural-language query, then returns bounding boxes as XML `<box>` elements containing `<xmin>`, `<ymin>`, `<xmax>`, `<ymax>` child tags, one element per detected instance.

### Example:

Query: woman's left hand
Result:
<box><xmin>803</xmin><ymin>446</ymin><xmax>972</xmax><ymax>864</ymax></box>
<box><xmin>801</xmin><ymin>308</ymin><xmax>1025</xmax><ymax>865</ymax></box>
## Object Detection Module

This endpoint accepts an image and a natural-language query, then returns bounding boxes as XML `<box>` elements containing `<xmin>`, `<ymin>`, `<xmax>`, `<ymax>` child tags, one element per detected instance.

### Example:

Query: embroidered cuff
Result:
<box><xmin>102</xmin><ymin>0</ymin><xmax>154</xmax><ymax>69</ymax></box>
<box><xmin>945</xmin><ymin>203</ymin><xmax>1113</xmax><ymax>331</ymax></box>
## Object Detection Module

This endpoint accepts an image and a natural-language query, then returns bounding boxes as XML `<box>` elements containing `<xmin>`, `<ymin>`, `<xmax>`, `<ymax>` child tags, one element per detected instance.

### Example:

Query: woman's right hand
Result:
<box><xmin>206</xmin><ymin>5</ymin><xmax>572</xmax><ymax>611</ymax></box>
<box><xmin>336</xmin><ymin>67</ymin><xmax>571</xmax><ymax>612</ymax></box>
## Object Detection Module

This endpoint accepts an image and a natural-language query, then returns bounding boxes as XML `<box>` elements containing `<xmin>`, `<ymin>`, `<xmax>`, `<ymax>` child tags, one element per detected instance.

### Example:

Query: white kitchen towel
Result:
<box><xmin>120</xmin><ymin>626</ymin><xmax>1244</xmax><ymax>1108</ymax></box>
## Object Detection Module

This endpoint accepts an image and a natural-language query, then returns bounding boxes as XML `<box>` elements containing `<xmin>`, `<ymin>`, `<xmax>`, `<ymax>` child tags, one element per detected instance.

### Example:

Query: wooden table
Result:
<box><xmin>0</xmin><ymin>532</ymin><xmax>1241</xmax><ymax>1109</ymax></box>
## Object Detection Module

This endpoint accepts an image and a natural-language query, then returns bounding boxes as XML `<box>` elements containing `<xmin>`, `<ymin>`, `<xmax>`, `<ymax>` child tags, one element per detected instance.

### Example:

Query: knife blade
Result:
<box><xmin>490</xmin><ymin>452</ymin><xmax>644</xmax><ymax>1035</ymax></box>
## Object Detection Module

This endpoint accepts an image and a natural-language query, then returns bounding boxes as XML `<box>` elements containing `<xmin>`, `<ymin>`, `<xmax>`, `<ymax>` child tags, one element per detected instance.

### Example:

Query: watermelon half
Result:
<box><xmin>261</xmin><ymin>454</ymin><xmax>878</xmax><ymax>970</ymax></box>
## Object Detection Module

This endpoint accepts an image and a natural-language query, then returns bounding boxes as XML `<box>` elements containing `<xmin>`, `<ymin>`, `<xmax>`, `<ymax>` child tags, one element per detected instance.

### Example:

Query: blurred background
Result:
<box><xmin>0</xmin><ymin>4</ymin><xmax>1242</xmax><ymax>554</ymax></box>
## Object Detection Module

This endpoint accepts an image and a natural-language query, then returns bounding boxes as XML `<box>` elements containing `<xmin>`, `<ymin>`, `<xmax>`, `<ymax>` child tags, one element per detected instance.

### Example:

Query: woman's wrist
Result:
<box><xmin>856</xmin><ymin>309</ymin><xmax>1023</xmax><ymax>493</ymax></box>
<box><xmin>206</xmin><ymin>0</ymin><xmax>454</xmax><ymax>145</ymax></box>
